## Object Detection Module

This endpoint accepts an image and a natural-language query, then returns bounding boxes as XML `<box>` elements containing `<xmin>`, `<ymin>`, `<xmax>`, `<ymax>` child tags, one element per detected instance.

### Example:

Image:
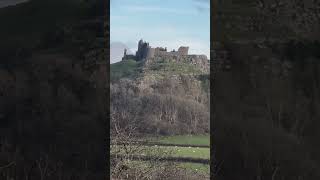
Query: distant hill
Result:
<box><xmin>110</xmin><ymin>42</ymin><xmax>132</xmax><ymax>64</ymax></box>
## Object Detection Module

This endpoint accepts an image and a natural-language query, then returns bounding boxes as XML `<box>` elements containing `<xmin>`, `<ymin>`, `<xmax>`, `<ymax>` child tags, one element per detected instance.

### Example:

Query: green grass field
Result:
<box><xmin>170</xmin><ymin>146</ymin><xmax>210</xmax><ymax>159</ymax></box>
<box><xmin>125</xmin><ymin>160</ymin><xmax>209</xmax><ymax>175</ymax></box>
<box><xmin>155</xmin><ymin>135</ymin><xmax>210</xmax><ymax>146</ymax></box>
<box><xmin>111</xmin><ymin>145</ymin><xmax>209</xmax><ymax>159</ymax></box>
<box><xmin>112</xmin><ymin>135</ymin><xmax>210</xmax><ymax>175</ymax></box>
<box><xmin>178</xmin><ymin>162</ymin><xmax>209</xmax><ymax>174</ymax></box>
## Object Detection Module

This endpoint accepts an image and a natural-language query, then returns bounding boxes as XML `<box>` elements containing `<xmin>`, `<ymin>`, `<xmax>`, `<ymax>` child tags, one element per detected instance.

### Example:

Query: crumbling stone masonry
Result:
<box><xmin>122</xmin><ymin>39</ymin><xmax>209</xmax><ymax>72</ymax></box>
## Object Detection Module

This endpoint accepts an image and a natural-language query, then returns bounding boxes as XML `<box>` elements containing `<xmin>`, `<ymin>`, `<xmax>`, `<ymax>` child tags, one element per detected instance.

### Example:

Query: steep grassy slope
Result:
<box><xmin>110</xmin><ymin>59</ymin><xmax>143</xmax><ymax>82</ymax></box>
<box><xmin>111</xmin><ymin>58</ymin><xmax>208</xmax><ymax>81</ymax></box>
<box><xmin>111</xmin><ymin>58</ymin><xmax>210</xmax><ymax>105</ymax></box>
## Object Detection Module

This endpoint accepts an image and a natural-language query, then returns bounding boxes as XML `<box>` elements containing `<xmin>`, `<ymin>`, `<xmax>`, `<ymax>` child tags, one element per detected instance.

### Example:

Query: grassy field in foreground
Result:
<box><xmin>178</xmin><ymin>162</ymin><xmax>209</xmax><ymax>174</ymax></box>
<box><xmin>111</xmin><ymin>145</ymin><xmax>210</xmax><ymax>159</ymax></box>
<box><xmin>112</xmin><ymin>134</ymin><xmax>210</xmax><ymax>158</ymax></box>
<box><xmin>169</xmin><ymin>146</ymin><xmax>210</xmax><ymax>159</ymax></box>
<box><xmin>155</xmin><ymin>135</ymin><xmax>210</xmax><ymax>146</ymax></box>
<box><xmin>126</xmin><ymin>160</ymin><xmax>209</xmax><ymax>175</ymax></box>
<box><xmin>111</xmin><ymin>135</ymin><xmax>210</xmax><ymax>175</ymax></box>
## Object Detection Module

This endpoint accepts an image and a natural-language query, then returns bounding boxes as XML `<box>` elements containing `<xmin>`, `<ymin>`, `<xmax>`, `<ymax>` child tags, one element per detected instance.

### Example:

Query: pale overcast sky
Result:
<box><xmin>111</xmin><ymin>0</ymin><xmax>210</xmax><ymax>62</ymax></box>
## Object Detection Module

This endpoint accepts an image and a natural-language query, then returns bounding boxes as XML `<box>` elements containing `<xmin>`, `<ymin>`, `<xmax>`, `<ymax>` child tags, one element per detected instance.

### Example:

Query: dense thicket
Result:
<box><xmin>110</xmin><ymin>78</ymin><xmax>209</xmax><ymax>136</ymax></box>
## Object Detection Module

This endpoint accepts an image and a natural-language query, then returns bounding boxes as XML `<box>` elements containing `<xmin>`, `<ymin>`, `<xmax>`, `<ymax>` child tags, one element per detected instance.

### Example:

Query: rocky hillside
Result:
<box><xmin>110</xmin><ymin>57</ymin><xmax>210</xmax><ymax>135</ymax></box>
<box><xmin>112</xmin><ymin>57</ymin><xmax>209</xmax><ymax>101</ymax></box>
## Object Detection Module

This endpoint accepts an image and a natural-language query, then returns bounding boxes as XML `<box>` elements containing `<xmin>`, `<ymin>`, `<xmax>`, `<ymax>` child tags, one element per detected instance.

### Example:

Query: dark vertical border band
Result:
<box><xmin>105</xmin><ymin>0</ymin><xmax>110</xmax><ymax>178</ymax></box>
<box><xmin>210</xmin><ymin>0</ymin><xmax>217</xmax><ymax>178</ymax></box>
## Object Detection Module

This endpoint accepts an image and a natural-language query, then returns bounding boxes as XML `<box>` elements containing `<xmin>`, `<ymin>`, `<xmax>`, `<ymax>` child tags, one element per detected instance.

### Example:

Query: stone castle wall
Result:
<box><xmin>146</xmin><ymin>47</ymin><xmax>155</xmax><ymax>59</ymax></box>
<box><xmin>178</xmin><ymin>46</ymin><xmax>189</xmax><ymax>56</ymax></box>
<box><xmin>123</xmin><ymin>40</ymin><xmax>208</xmax><ymax>72</ymax></box>
<box><xmin>154</xmin><ymin>50</ymin><xmax>178</xmax><ymax>57</ymax></box>
<box><xmin>147</xmin><ymin>46</ymin><xmax>189</xmax><ymax>58</ymax></box>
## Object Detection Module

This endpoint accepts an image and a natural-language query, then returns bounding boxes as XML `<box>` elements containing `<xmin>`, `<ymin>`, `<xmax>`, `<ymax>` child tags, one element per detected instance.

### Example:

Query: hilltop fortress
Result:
<box><xmin>122</xmin><ymin>39</ymin><xmax>209</xmax><ymax>72</ymax></box>
<box><xmin>123</xmin><ymin>39</ymin><xmax>191</xmax><ymax>60</ymax></box>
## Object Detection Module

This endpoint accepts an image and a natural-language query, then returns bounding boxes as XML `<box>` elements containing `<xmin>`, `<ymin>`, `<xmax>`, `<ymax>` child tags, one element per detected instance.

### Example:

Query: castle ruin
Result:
<box><xmin>122</xmin><ymin>39</ymin><xmax>194</xmax><ymax>61</ymax></box>
<box><xmin>122</xmin><ymin>39</ymin><xmax>209</xmax><ymax>72</ymax></box>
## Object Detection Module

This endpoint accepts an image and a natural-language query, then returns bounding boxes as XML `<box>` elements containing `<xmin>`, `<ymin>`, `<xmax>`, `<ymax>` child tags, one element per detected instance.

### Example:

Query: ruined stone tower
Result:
<box><xmin>178</xmin><ymin>46</ymin><xmax>189</xmax><ymax>55</ymax></box>
<box><xmin>146</xmin><ymin>47</ymin><xmax>155</xmax><ymax>59</ymax></box>
<box><xmin>123</xmin><ymin>48</ymin><xmax>127</xmax><ymax>57</ymax></box>
<box><xmin>135</xmin><ymin>39</ymin><xmax>151</xmax><ymax>60</ymax></box>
